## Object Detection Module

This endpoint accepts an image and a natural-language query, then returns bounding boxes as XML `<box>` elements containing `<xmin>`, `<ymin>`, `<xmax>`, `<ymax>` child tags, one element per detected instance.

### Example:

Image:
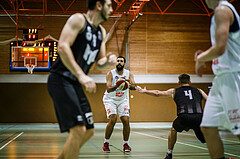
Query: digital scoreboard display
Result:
<box><xmin>23</xmin><ymin>29</ymin><xmax>38</xmax><ymax>41</ymax></box>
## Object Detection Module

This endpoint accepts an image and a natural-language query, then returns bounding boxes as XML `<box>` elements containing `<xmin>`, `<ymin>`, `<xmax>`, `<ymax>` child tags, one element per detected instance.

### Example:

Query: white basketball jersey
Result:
<box><xmin>104</xmin><ymin>69</ymin><xmax>130</xmax><ymax>101</ymax></box>
<box><xmin>211</xmin><ymin>1</ymin><xmax>240</xmax><ymax>75</ymax></box>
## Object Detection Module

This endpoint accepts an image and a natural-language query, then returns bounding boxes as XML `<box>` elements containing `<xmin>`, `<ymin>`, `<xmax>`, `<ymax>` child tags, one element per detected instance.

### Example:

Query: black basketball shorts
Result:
<box><xmin>173</xmin><ymin>113</ymin><xmax>205</xmax><ymax>143</ymax></box>
<box><xmin>173</xmin><ymin>114</ymin><xmax>203</xmax><ymax>132</ymax></box>
<box><xmin>47</xmin><ymin>73</ymin><xmax>94</xmax><ymax>133</ymax></box>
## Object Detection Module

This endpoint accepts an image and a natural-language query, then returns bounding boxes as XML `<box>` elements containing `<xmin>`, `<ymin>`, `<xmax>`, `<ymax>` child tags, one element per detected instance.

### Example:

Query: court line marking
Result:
<box><xmin>178</xmin><ymin>131</ymin><xmax>240</xmax><ymax>144</ymax></box>
<box><xmin>150</xmin><ymin>128</ymin><xmax>240</xmax><ymax>144</ymax></box>
<box><xmin>0</xmin><ymin>153</ymin><xmax>209</xmax><ymax>158</ymax></box>
<box><xmin>0</xmin><ymin>132</ymin><xmax>24</xmax><ymax>151</ymax></box>
<box><xmin>88</xmin><ymin>140</ymin><xmax>101</xmax><ymax>150</ymax></box>
<box><xmin>132</xmin><ymin>131</ymin><xmax>240</xmax><ymax>158</ymax></box>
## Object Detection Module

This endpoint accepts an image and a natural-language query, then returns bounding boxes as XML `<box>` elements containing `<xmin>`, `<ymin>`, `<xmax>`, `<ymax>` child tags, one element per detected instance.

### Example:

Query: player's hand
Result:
<box><xmin>194</xmin><ymin>50</ymin><xmax>206</xmax><ymax>77</ymax></box>
<box><xmin>136</xmin><ymin>86</ymin><xmax>146</xmax><ymax>94</ymax></box>
<box><xmin>97</xmin><ymin>57</ymin><xmax>107</xmax><ymax>66</ymax></box>
<box><xmin>78</xmin><ymin>75</ymin><xmax>96</xmax><ymax>93</ymax></box>
<box><xmin>96</xmin><ymin>53</ymin><xmax>117</xmax><ymax>67</ymax></box>
<box><xmin>107</xmin><ymin>52</ymin><xmax>117</xmax><ymax>66</ymax></box>
<box><xmin>195</xmin><ymin>61</ymin><xmax>206</xmax><ymax>77</ymax></box>
<box><xmin>194</xmin><ymin>50</ymin><xmax>203</xmax><ymax>61</ymax></box>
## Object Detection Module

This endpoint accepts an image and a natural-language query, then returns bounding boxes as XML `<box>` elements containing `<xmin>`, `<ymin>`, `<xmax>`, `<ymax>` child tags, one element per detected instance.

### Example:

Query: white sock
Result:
<box><xmin>167</xmin><ymin>149</ymin><xmax>173</xmax><ymax>154</ymax></box>
<box><xmin>124</xmin><ymin>141</ymin><xmax>128</xmax><ymax>144</ymax></box>
<box><xmin>104</xmin><ymin>139</ymin><xmax>109</xmax><ymax>143</ymax></box>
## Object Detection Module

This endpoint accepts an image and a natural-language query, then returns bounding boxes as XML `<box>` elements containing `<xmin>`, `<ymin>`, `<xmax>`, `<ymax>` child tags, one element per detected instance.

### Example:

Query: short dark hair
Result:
<box><xmin>117</xmin><ymin>56</ymin><xmax>126</xmax><ymax>63</ymax></box>
<box><xmin>88</xmin><ymin>0</ymin><xmax>105</xmax><ymax>10</ymax></box>
<box><xmin>178</xmin><ymin>73</ymin><xmax>190</xmax><ymax>84</ymax></box>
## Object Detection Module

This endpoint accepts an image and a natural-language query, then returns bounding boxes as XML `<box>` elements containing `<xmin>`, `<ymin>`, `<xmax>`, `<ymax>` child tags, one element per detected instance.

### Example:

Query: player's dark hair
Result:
<box><xmin>117</xmin><ymin>56</ymin><xmax>126</xmax><ymax>63</ymax></box>
<box><xmin>88</xmin><ymin>0</ymin><xmax>105</xmax><ymax>10</ymax></box>
<box><xmin>178</xmin><ymin>73</ymin><xmax>190</xmax><ymax>84</ymax></box>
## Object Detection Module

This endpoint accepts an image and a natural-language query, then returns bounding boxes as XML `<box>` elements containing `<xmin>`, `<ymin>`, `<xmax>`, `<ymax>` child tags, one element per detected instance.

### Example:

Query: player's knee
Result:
<box><xmin>201</xmin><ymin>127</ymin><xmax>218</xmax><ymax>137</ymax></box>
<box><xmin>122</xmin><ymin>120</ymin><xmax>129</xmax><ymax>127</ymax></box>
<box><xmin>70</xmin><ymin>125</ymin><xmax>87</xmax><ymax>138</ymax></box>
<box><xmin>86</xmin><ymin>128</ymin><xmax>95</xmax><ymax>137</ymax></box>
<box><xmin>109</xmin><ymin>115</ymin><xmax>117</xmax><ymax>124</ymax></box>
<box><xmin>171</xmin><ymin>127</ymin><xmax>177</xmax><ymax>133</ymax></box>
<box><xmin>121</xmin><ymin>116</ymin><xmax>129</xmax><ymax>125</ymax></box>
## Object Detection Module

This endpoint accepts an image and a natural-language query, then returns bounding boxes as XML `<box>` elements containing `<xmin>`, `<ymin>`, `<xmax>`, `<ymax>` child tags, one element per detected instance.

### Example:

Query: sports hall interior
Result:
<box><xmin>0</xmin><ymin>0</ymin><xmax>240</xmax><ymax>158</ymax></box>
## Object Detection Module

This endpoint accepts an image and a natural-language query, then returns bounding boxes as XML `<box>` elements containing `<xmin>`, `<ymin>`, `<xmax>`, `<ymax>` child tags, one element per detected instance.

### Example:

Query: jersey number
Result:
<box><xmin>184</xmin><ymin>90</ymin><xmax>193</xmax><ymax>100</ymax></box>
<box><xmin>83</xmin><ymin>44</ymin><xmax>99</xmax><ymax>65</ymax></box>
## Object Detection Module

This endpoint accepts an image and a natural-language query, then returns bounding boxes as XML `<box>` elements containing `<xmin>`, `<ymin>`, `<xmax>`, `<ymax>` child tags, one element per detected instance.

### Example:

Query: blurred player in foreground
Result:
<box><xmin>47</xmin><ymin>0</ymin><xmax>117</xmax><ymax>158</ymax></box>
<box><xmin>195</xmin><ymin>0</ymin><xmax>240</xmax><ymax>158</ymax></box>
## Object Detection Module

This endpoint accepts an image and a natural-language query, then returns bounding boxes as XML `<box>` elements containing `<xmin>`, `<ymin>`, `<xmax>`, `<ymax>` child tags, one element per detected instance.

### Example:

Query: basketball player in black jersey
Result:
<box><xmin>136</xmin><ymin>73</ymin><xmax>208</xmax><ymax>159</ymax></box>
<box><xmin>47</xmin><ymin>0</ymin><xmax>116</xmax><ymax>158</ymax></box>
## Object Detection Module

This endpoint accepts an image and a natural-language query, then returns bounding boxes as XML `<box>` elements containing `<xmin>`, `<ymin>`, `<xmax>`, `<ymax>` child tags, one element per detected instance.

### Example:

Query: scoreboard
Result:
<box><xmin>23</xmin><ymin>29</ymin><xmax>38</xmax><ymax>41</ymax></box>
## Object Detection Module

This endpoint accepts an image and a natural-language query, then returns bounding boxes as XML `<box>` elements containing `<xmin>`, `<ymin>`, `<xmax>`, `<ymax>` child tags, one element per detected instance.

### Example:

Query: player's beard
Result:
<box><xmin>116</xmin><ymin>64</ymin><xmax>124</xmax><ymax>71</ymax></box>
<box><xmin>101</xmin><ymin>9</ymin><xmax>107</xmax><ymax>21</ymax></box>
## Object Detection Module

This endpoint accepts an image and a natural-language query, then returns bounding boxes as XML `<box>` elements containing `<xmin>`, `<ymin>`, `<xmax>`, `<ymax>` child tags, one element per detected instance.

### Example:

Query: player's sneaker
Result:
<box><xmin>123</xmin><ymin>143</ymin><xmax>131</xmax><ymax>152</ymax></box>
<box><xmin>164</xmin><ymin>153</ymin><xmax>172</xmax><ymax>159</ymax></box>
<box><xmin>103</xmin><ymin>142</ymin><xmax>110</xmax><ymax>152</ymax></box>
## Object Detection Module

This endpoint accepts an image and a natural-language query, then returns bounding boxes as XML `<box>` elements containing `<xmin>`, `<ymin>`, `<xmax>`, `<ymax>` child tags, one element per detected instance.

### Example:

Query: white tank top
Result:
<box><xmin>104</xmin><ymin>69</ymin><xmax>130</xmax><ymax>101</ymax></box>
<box><xmin>211</xmin><ymin>1</ymin><xmax>240</xmax><ymax>75</ymax></box>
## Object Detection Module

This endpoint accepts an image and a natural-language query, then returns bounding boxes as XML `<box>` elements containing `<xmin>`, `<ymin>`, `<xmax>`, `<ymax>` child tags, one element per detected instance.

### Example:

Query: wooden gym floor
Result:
<box><xmin>0</xmin><ymin>123</ymin><xmax>239</xmax><ymax>159</ymax></box>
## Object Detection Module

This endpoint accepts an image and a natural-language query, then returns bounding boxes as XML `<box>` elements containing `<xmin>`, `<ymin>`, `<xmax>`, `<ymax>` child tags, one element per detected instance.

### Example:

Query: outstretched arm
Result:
<box><xmin>136</xmin><ymin>87</ymin><xmax>175</xmax><ymax>97</ymax></box>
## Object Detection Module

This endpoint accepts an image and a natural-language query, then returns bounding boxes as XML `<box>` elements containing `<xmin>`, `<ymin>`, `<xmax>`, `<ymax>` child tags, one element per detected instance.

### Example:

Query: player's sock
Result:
<box><xmin>104</xmin><ymin>139</ymin><xmax>109</xmax><ymax>143</ymax></box>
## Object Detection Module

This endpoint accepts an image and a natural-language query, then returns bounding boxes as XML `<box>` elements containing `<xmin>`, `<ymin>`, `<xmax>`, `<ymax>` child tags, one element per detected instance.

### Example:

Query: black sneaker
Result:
<box><xmin>164</xmin><ymin>153</ymin><xmax>172</xmax><ymax>159</ymax></box>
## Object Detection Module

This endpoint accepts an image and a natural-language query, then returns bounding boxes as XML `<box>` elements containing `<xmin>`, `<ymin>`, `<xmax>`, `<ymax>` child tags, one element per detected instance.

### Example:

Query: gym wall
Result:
<box><xmin>0</xmin><ymin>3</ymin><xmax>214</xmax><ymax>123</ymax></box>
<box><xmin>0</xmin><ymin>83</ymin><xmax>210</xmax><ymax>123</ymax></box>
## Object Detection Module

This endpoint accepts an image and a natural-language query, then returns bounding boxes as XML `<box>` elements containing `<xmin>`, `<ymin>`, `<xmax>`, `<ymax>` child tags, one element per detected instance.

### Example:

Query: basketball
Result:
<box><xmin>116</xmin><ymin>78</ymin><xmax>130</xmax><ymax>90</ymax></box>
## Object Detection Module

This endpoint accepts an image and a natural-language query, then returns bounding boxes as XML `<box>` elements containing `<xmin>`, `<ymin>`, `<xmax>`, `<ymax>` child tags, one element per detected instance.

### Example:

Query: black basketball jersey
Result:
<box><xmin>51</xmin><ymin>14</ymin><xmax>102</xmax><ymax>81</ymax></box>
<box><xmin>174</xmin><ymin>86</ymin><xmax>203</xmax><ymax>115</ymax></box>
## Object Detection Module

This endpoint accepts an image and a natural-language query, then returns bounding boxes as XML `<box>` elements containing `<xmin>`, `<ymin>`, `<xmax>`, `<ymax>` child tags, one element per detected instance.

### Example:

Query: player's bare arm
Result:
<box><xmin>136</xmin><ymin>87</ymin><xmax>175</xmax><ymax>97</ymax></box>
<box><xmin>96</xmin><ymin>25</ymin><xmax>117</xmax><ymax>70</ymax></box>
<box><xmin>58</xmin><ymin>13</ymin><xmax>96</xmax><ymax>93</ymax></box>
<box><xmin>195</xmin><ymin>6</ymin><xmax>233</xmax><ymax>77</ymax></box>
<box><xmin>198</xmin><ymin>88</ymin><xmax>208</xmax><ymax>100</ymax></box>
<box><xmin>129</xmin><ymin>72</ymin><xmax>137</xmax><ymax>90</ymax></box>
<box><xmin>106</xmin><ymin>71</ymin><xmax>118</xmax><ymax>93</ymax></box>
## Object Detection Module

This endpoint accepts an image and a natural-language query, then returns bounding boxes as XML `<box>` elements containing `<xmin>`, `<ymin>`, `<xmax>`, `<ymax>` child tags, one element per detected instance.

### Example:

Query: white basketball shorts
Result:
<box><xmin>103</xmin><ymin>95</ymin><xmax>130</xmax><ymax>119</ymax></box>
<box><xmin>201</xmin><ymin>72</ymin><xmax>240</xmax><ymax>135</ymax></box>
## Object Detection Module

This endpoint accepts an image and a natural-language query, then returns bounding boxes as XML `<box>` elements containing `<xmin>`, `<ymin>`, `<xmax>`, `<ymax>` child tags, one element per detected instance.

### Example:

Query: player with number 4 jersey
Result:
<box><xmin>136</xmin><ymin>73</ymin><xmax>208</xmax><ymax>159</ymax></box>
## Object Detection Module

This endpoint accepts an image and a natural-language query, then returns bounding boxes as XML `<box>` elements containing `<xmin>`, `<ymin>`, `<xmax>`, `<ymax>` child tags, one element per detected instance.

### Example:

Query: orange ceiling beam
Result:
<box><xmin>200</xmin><ymin>0</ymin><xmax>210</xmax><ymax>16</ymax></box>
<box><xmin>113</xmin><ymin>0</ymin><xmax>127</xmax><ymax>13</ymax></box>
<box><xmin>65</xmin><ymin>0</ymin><xmax>77</xmax><ymax>13</ymax></box>
<box><xmin>54</xmin><ymin>0</ymin><xmax>65</xmax><ymax>11</ymax></box>
<box><xmin>1</xmin><ymin>0</ymin><xmax>237</xmax><ymax>17</ymax></box>
<box><xmin>153</xmin><ymin>0</ymin><xmax>163</xmax><ymax>14</ymax></box>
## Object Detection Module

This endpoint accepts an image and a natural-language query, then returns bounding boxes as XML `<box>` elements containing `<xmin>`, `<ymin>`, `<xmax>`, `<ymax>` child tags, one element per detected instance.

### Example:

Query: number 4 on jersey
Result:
<box><xmin>184</xmin><ymin>90</ymin><xmax>193</xmax><ymax>100</ymax></box>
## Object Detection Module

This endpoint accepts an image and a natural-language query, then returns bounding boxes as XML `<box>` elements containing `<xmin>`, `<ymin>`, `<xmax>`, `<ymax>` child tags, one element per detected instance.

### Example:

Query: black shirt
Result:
<box><xmin>174</xmin><ymin>86</ymin><xmax>203</xmax><ymax>115</ymax></box>
<box><xmin>51</xmin><ymin>15</ymin><xmax>103</xmax><ymax>81</ymax></box>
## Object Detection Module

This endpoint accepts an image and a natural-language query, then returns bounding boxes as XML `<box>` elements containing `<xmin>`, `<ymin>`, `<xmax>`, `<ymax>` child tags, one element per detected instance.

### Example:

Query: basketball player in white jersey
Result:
<box><xmin>102</xmin><ymin>56</ymin><xmax>137</xmax><ymax>152</ymax></box>
<box><xmin>195</xmin><ymin>1</ymin><xmax>240</xmax><ymax>158</ymax></box>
